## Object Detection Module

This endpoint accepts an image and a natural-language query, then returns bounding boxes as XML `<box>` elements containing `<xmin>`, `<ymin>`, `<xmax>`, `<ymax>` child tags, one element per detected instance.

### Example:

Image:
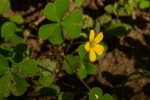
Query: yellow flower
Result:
<box><xmin>84</xmin><ymin>30</ymin><xmax>104</xmax><ymax>62</ymax></box>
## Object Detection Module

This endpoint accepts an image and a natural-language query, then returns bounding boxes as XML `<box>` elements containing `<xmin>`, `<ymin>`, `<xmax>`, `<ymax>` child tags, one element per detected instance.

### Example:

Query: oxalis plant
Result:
<box><xmin>0</xmin><ymin>0</ymin><xmax>114</xmax><ymax>100</ymax></box>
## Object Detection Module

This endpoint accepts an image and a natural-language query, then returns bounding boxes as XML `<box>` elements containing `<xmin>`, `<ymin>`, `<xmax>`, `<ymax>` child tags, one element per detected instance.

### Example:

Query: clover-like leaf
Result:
<box><xmin>78</xmin><ymin>44</ymin><xmax>88</xmax><ymax>60</ymax></box>
<box><xmin>1</xmin><ymin>22</ymin><xmax>17</xmax><ymax>39</ymax></box>
<box><xmin>9</xmin><ymin>15</ymin><xmax>24</xmax><ymax>24</ymax></box>
<box><xmin>89</xmin><ymin>87</ymin><xmax>103</xmax><ymax>100</ymax></box>
<box><xmin>48</xmin><ymin>24</ymin><xmax>64</xmax><ymax>44</ymax></box>
<box><xmin>39</xmin><ymin>75</ymin><xmax>54</xmax><ymax>87</ymax></box>
<box><xmin>44</xmin><ymin>0</ymin><xmax>69</xmax><ymax>22</ymax></box>
<box><xmin>65</xmin><ymin>55</ymin><xmax>79</xmax><ymax>74</ymax></box>
<box><xmin>0</xmin><ymin>54</ymin><xmax>9</xmax><ymax>76</ymax></box>
<box><xmin>10</xmin><ymin>73</ymin><xmax>29</xmax><ymax>96</ymax></box>
<box><xmin>11</xmin><ymin>58</ymin><xmax>38</xmax><ymax>77</ymax></box>
<box><xmin>0</xmin><ymin>0</ymin><xmax>10</xmax><ymax>15</ymax></box>
<box><xmin>61</xmin><ymin>9</ymin><xmax>83</xmax><ymax>38</ymax></box>
<box><xmin>84</xmin><ymin>62</ymin><xmax>97</xmax><ymax>75</ymax></box>
<box><xmin>77</xmin><ymin>63</ymin><xmax>87</xmax><ymax>79</ymax></box>
<box><xmin>58</xmin><ymin>92</ymin><xmax>75</xmax><ymax>100</ymax></box>
<box><xmin>101</xmin><ymin>94</ymin><xmax>114</xmax><ymax>100</ymax></box>
<box><xmin>38</xmin><ymin>24</ymin><xmax>58</xmax><ymax>40</ymax></box>
<box><xmin>139</xmin><ymin>0</ymin><xmax>150</xmax><ymax>9</ymax></box>
<box><xmin>0</xmin><ymin>71</ymin><xmax>11</xmax><ymax>97</ymax></box>
<box><xmin>44</xmin><ymin>3</ymin><xmax>59</xmax><ymax>22</ymax></box>
<box><xmin>54</xmin><ymin>0</ymin><xmax>70</xmax><ymax>20</ymax></box>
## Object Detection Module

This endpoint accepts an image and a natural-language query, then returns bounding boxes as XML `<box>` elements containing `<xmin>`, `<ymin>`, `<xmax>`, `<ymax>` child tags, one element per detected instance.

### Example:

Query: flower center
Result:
<box><xmin>90</xmin><ymin>42</ymin><xmax>96</xmax><ymax>48</ymax></box>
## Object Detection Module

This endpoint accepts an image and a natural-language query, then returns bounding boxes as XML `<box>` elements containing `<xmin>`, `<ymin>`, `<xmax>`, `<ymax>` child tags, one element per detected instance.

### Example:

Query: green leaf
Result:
<box><xmin>8</xmin><ymin>33</ymin><xmax>23</xmax><ymax>45</ymax></box>
<box><xmin>37</xmin><ymin>58</ymin><xmax>57</xmax><ymax>76</ymax></box>
<box><xmin>98</xmin><ymin>14</ymin><xmax>112</xmax><ymax>25</ymax></box>
<box><xmin>13</xmin><ymin>43</ymin><xmax>28</xmax><ymax>63</ymax></box>
<box><xmin>54</xmin><ymin>0</ymin><xmax>70</xmax><ymax>20</ymax></box>
<box><xmin>77</xmin><ymin>63</ymin><xmax>87</xmax><ymax>79</ymax></box>
<box><xmin>84</xmin><ymin>62</ymin><xmax>97</xmax><ymax>74</ymax></box>
<box><xmin>104</xmin><ymin>5</ymin><xmax>114</xmax><ymax>14</ymax></box>
<box><xmin>104</xmin><ymin>23</ymin><xmax>132</xmax><ymax>37</ymax></box>
<box><xmin>75</xmin><ymin>0</ymin><xmax>84</xmax><ymax>7</ymax></box>
<box><xmin>48</xmin><ymin>24</ymin><xmax>64</xmax><ymax>44</ymax></box>
<box><xmin>9</xmin><ymin>15</ymin><xmax>24</xmax><ymax>24</ymax></box>
<box><xmin>125</xmin><ymin>4</ymin><xmax>133</xmax><ymax>15</ymax></box>
<box><xmin>0</xmin><ymin>71</ymin><xmax>11</xmax><ymax>97</ymax></box>
<box><xmin>134</xmin><ymin>0</ymin><xmax>141</xmax><ymax>3</ymax></box>
<box><xmin>44</xmin><ymin>0</ymin><xmax>70</xmax><ymax>22</ymax></box>
<box><xmin>39</xmin><ymin>85</ymin><xmax>60</xmax><ymax>96</ymax></box>
<box><xmin>101</xmin><ymin>94</ymin><xmax>114</xmax><ymax>100</ymax></box>
<box><xmin>139</xmin><ymin>0</ymin><xmax>150</xmax><ymax>9</ymax></box>
<box><xmin>39</xmin><ymin>75</ymin><xmax>54</xmax><ymax>87</ymax></box>
<box><xmin>0</xmin><ymin>54</ymin><xmax>9</xmax><ymax>76</ymax></box>
<box><xmin>65</xmin><ymin>55</ymin><xmax>79</xmax><ymax>74</ymax></box>
<box><xmin>38</xmin><ymin>24</ymin><xmax>58</xmax><ymax>40</ymax></box>
<box><xmin>11</xmin><ymin>59</ymin><xmax>38</xmax><ymax>77</ymax></box>
<box><xmin>62</xmin><ymin>9</ymin><xmax>83</xmax><ymax>38</ymax></box>
<box><xmin>1</xmin><ymin>22</ymin><xmax>17</xmax><ymax>39</ymax></box>
<box><xmin>82</xmin><ymin>15</ymin><xmax>94</xmax><ymax>29</ymax></box>
<box><xmin>58</xmin><ymin>92</ymin><xmax>75</xmax><ymax>100</ymax></box>
<box><xmin>10</xmin><ymin>73</ymin><xmax>29</xmax><ymax>96</ymax></box>
<box><xmin>89</xmin><ymin>87</ymin><xmax>103</xmax><ymax>100</ymax></box>
<box><xmin>94</xmin><ymin>19</ymin><xmax>101</xmax><ymax>34</ymax></box>
<box><xmin>77</xmin><ymin>44</ymin><xmax>88</xmax><ymax>60</ymax></box>
<box><xmin>44</xmin><ymin>3</ymin><xmax>59</xmax><ymax>22</ymax></box>
<box><xmin>0</xmin><ymin>0</ymin><xmax>10</xmax><ymax>15</ymax></box>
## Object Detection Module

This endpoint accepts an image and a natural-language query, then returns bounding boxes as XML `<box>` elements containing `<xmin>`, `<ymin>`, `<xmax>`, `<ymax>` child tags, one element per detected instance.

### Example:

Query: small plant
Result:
<box><xmin>1</xmin><ymin>0</ymin><xmax>149</xmax><ymax>99</ymax></box>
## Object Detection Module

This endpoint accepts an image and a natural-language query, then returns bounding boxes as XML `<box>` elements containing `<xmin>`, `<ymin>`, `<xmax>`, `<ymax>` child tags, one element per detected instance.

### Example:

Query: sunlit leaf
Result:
<box><xmin>54</xmin><ymin>0</ymin><xmax>70</xmax><ymax>20</ymax></box>
<box><xmin>38</xmin><ymin>24</ymin><xmax>58</xmax><ymax>40</ymax></box>
<box><xmin>62</xmin><ymin>9</ymin><xmax>83</xmax><ymax>38</ymax></box>
<box><xmin>48</xmin><ymin>24</ymin><xmax>64</xmax><ymax>44</ymax></box>
<box><xmin>9</xmin><ymin>15</ymin><xmax>24</xmax><ymax>24</ymax></box>
<box><xmin>139</xmin><ymin>0</ymin><xmax>150</xmax><ymax>9</ymax></box>
<box><xmin>0</xmin><ymin>0</ymin><xmax>10</xmax><ymax>15</ymax></box>
<box><xmin>39</xmin><ymin>75</ymin><xmax>54</xmax><ymax>87</ymax></box>
<box><xmin>44</xmin><ymin>3</ymin><xmax>59</xmax><ymax>22</ymax></box>
<box><xmin>1</xmin><ymin>22</ymin><xmax>17</xmax><ymax>39</ymax></box>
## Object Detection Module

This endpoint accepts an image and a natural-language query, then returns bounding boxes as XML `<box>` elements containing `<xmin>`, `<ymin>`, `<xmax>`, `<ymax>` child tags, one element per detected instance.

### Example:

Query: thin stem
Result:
<box><xmin>64</xmin><ymin>57</ymin><xmax>91</xmax><ymax>91</ymax></box>
<box><xmin>65</xmin><ymin>39</ymin><xmax>74</xmax><ymax>54</ymax></box>
<box><xmin>70</xmin><ymin>42</ymin><xmax>85</xmax><ymax>45</ymax></box>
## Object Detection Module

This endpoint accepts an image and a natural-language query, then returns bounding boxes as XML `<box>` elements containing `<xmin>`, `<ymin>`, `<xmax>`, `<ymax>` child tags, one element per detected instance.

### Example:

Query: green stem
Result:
<box><xmin>64</xmin><ymin>57</ymin><xmax>91</xmax><ymax>91</ymax></box>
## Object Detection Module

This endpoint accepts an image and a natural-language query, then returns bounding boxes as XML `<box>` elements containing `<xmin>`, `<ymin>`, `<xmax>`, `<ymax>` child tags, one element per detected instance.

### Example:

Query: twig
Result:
<box><xmin>33</xmin><ymin>16</ymin><xmax>45</xmax><ymax>26</ymax></box>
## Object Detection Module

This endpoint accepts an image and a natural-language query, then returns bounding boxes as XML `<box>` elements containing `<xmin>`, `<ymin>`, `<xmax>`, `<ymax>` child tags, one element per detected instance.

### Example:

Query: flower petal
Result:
<box><xmin>93</xmin><ymin>32</ymin><xmax>103</xmax><ymax>43</ymax></box>
<box><xmin>89</xmin><ymin>30</ymin><xmax>95</xmax><ymax>42</ymax></box>
<box><xmin>89</xmin><ymin>48</ymin><xmax>96</xmax><ymax>62</ymax></box>
<box><xmin>94</xmin><ymin>44</ymin><xmax>104</xmax><ymax>55</ymax></box>
<box><xmin>84</xmin><ymin>42</ymin><xmax>90</xmax><ymax>52</ymax></box>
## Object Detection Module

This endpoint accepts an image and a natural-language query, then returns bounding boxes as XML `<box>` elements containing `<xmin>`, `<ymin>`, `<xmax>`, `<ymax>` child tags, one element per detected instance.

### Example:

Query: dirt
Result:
<box><xmin>2</xmin><ymin>0</ymin><xmax>150</xmax><ymax>100</ymax></box>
